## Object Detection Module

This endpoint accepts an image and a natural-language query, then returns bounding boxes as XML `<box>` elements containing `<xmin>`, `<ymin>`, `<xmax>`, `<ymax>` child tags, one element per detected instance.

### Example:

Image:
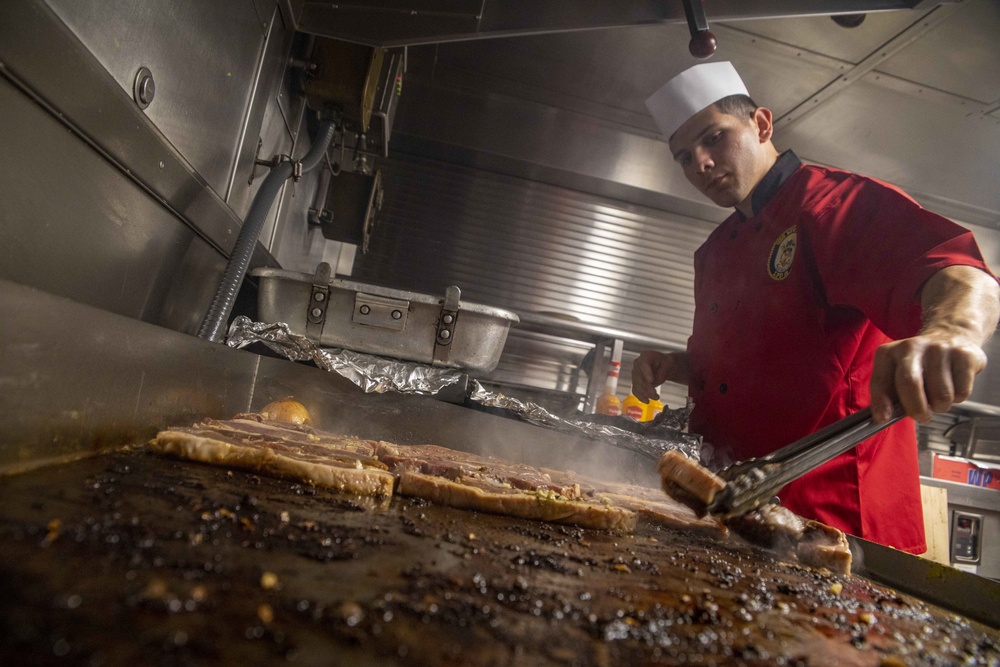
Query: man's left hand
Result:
<box><xmin>870</xmin><ymin>265</ymin><xmax>1000</xmax><ymax>423</ymax></box>
<box><xmin>870</xmin><ymin>329</ymin><xmax>988</xmax><ymax>423</ymax></box>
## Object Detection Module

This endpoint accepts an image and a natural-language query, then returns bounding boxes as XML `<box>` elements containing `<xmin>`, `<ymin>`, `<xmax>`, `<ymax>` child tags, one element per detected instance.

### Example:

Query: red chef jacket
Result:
<box><xmin>687</xmin><ymin>151</ymin><xmax>994</xmax><ymax>553</ymax></box>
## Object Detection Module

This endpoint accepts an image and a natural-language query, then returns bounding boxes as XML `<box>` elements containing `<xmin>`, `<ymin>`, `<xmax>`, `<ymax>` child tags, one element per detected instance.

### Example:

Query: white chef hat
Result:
<box><xmin>645</xmin><ymin>61</ymin><xmax>750</xmax><ymax>138</ymax></box>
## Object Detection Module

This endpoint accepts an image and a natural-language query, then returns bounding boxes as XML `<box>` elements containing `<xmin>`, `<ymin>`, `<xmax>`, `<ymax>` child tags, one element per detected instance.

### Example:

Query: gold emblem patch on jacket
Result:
<box><xmin>767</xmin><ymin>226</ymin><xmax>797</xmax><ymax>280</ymax></box>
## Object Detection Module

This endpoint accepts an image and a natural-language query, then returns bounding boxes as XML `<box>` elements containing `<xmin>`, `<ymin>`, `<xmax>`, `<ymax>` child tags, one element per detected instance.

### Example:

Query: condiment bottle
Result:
<box><xmin>622</xmin><ymin>394</ymin><xmax>647</xmax><ymax>421</ymax></box>
<box><xmin>647</xmin><ymin>398</ymin><xmax>664</xmax><ymax>422</ymax></box>
<box><xmin>594</xmin><ymin>340</ymin><xmax>623</xmax><ymax>416</ymax></box>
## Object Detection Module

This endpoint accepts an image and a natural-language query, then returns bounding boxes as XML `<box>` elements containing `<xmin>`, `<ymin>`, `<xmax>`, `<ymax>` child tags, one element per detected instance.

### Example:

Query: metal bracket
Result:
<box><xmin>353</xmin><ymin>293</ymin><xmax>409</xmax><ymax>331</ymax></box>
<box><xmin>248</xmin><ymin>138</ymin><xmax>300</xmax><ymax>185</ymax></box>
<box><xmin>305</xmin><ymin>262</ymin><xmax>333</xmax><ymax>340</ymax></box>
<box><xmin>433</xmin><ymin>286</ymin><xmax>461</xmax><ymax>365</ymax></box>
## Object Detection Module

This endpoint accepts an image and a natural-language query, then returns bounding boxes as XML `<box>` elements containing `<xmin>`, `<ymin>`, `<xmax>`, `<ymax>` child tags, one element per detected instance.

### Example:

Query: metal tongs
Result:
<box><xmin>706</xmin><ymin>402</ymin><xmax>906</xmax><ymax>518</ymax></box>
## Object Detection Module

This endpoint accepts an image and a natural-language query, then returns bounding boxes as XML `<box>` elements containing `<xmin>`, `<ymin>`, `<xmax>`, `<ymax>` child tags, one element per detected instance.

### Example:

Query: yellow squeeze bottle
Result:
<box><xmin>622</xmin><ymin>394</ymin><xmax>647</xmax><ymax>421</ymax></box>
<box><xmin>647</xmin><ymin>398</ymin><xmax>664</xmax><ymax>422</ymax></box>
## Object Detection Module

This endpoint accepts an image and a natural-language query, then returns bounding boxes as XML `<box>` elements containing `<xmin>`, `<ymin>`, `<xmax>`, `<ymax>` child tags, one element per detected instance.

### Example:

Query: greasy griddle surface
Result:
<box><xmin>0</xmin><ymin>450</ymin><xmax>996</xmax><ymax>667</ymax></box>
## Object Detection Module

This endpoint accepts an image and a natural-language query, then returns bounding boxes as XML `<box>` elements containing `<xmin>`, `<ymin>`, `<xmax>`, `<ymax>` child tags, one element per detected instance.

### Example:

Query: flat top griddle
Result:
<box><xmin>1</xmin><ymin>449</ymin><xmax>997</xmax><ymax>667</ymax></box>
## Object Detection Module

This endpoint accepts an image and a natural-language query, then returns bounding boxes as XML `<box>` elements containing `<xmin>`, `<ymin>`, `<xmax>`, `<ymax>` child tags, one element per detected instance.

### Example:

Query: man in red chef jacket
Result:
<box><xmin>633</xmin><ymin>61</ymin><xmax>1000</xmax><ymax>553</ymax></box>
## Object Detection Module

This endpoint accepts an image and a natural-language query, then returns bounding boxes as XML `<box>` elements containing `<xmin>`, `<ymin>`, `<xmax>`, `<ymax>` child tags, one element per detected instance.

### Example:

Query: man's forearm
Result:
<box><xmin>920</xmin><ymin>265</ymin><xmax>1000</xmax><ymax>343</ymax></box>
<box><xmin>668</xmin><ymin>351</ymin><xmax>693</xmax><ymax>386</ymax></box>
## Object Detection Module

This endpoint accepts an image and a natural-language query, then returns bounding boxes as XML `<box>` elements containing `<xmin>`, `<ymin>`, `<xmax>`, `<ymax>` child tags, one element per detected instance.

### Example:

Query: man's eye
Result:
<box><xmin>681</xmin><ymin>155</ymin><xmax>692</xmax><ymax>167</ymax></box>
<box><xmin>705</xmin><ymin>132</ymin><xmax>722</xmax><ymax>146</ymax></box>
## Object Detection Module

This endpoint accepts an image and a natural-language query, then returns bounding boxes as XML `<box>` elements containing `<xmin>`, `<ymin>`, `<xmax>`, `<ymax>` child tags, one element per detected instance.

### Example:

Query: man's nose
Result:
<box><xmin>693</xmin><ymin>148</ymin><xmax>714</xmax><ymax>173</ymax></box>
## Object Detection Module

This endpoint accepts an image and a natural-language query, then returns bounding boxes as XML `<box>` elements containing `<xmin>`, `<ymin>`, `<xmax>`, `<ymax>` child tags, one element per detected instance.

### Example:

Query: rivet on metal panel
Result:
<box><xmin>133</xmin><ymin>67</ymin><xmax>155</xmax><ymax>110</ymax></box>
<box><xmin>353</xmin><ymin>293</ymin><xmax>409</xmax><ymax>331</ymax></box>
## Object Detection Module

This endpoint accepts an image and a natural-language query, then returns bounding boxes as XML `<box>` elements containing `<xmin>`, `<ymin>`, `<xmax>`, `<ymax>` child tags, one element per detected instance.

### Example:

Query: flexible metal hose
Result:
<box><xmin>197</xmin><ymin>118</ymin><xmax>337</xmax><ymax>342</ymax></box>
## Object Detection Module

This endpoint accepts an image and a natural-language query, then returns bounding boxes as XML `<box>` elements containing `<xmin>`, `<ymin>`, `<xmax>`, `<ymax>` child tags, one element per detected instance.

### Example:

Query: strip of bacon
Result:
<box><xmin>396</xmin><ymin>470</ymin><xmax>637</xmax><ymax>533</ymax></box>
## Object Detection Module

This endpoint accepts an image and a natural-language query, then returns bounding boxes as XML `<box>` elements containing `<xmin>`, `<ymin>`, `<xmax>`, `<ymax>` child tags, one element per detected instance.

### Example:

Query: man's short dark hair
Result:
<box><xmin>714</xmin><ymin>94</ymin><xmax>758</xmax><ymax>120</ymax></box>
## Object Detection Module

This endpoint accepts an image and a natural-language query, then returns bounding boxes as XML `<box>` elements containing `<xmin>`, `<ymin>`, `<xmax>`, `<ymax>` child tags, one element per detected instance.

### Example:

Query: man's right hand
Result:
<box><xmin>632</xmin><ymin>351</ymin><xmax>690</xmax><ymax>402</ymax></box>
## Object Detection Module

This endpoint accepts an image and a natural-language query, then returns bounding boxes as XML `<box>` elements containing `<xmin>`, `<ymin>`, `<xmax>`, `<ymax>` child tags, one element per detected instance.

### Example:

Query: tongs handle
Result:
<box><xmin>707</xmin><ymin>402</ymin><xmax>906</xmax><ymax>517</ymax></box>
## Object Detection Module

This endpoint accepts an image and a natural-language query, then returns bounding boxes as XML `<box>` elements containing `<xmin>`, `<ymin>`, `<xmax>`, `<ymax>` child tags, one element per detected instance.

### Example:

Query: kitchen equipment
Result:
<box><xmin>2</xmin><ymin>280</ymin><xmax>999</xmax><ymax>667</ymax></box>
<box><xmin>921</xmin><ymin>475</ymin><xmax>1000</xmax><ymax>581</ymax></box>
<box><xmin>251</xmin><ymin>262</ymin><xmax>519</xmax><ymax>372</ymax></box>
<box><xmin>707</xmin><ymin>402</ymin><xmax>906</xmax><ymax>517</ymax></box>
<box><xmin>314</xmin><ymin>167</ymin><xmax>383</xmax><ymax>250</ymax></box>
<box><xmin>304</xmin><ymin>39</ymin><xmax>385</xmax><ymax>134</ymax></box>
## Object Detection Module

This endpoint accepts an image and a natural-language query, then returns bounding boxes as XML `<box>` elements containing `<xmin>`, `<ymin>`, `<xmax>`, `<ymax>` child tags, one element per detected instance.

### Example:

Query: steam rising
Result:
<box><xmin>229</xmin><ymin>316</ymin><xmax>697</xmax><ymax>490</ymax></box>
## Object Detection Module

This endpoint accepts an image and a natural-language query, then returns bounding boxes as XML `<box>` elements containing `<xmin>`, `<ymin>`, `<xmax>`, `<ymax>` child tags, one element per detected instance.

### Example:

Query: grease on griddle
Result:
<box><xmin>2</xmin><ymin>450</ymin><xmax>997</xmax><ymax>667</ymax></box>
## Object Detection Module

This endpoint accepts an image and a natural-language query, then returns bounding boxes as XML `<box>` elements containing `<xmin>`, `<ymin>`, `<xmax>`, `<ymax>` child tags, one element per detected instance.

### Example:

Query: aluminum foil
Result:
<box><xmin>468</xmin><ymin>380</ymin><xmax>700</xmax><ymax>462</ymax></box>
<box><xmin>227</xmin><ymin>317</ymin><xmax>700</xmax><ymax>461</ymax></box>
<box><xmin>225</xmin><ymin>317</ymin><xmax>463</xmax><ymax>394</ymax></box>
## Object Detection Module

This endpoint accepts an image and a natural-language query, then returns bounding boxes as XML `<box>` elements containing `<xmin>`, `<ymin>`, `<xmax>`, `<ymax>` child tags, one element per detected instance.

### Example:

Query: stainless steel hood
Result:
<box><xmin>293</xmin><ymin>0</ymin><xmax>956</xmax><ymax>47</ymax></box>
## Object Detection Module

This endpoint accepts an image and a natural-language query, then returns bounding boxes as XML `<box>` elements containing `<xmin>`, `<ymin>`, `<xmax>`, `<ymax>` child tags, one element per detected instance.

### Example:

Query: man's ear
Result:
<box><xmin>753</xmin><ymin>107</ymin><xmax>774</xmax><ymax>143</ymax></box>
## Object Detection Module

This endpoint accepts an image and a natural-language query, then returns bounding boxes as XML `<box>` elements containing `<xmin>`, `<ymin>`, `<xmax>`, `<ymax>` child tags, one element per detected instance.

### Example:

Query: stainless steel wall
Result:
<box><xmin>0</xmin><ymin>0</ymin><xmax>325</xmax><ymax>334</ymax></box>
<box><xmin>348</xmin><ymin>153</ymin><xmax>715</xmax><ymax>409</ymax></box>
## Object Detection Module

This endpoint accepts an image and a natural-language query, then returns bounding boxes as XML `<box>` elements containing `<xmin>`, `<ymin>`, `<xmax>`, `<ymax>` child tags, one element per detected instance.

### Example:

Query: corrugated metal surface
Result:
<box><xmin>354</xmin><ymin>154</ymin><xmax>714</xmax><ymax>339</ymax></box>
<box><xmin>349</xmin><ymin>153</ymin><xmax>714</xmax><ymax>409</ymax></box>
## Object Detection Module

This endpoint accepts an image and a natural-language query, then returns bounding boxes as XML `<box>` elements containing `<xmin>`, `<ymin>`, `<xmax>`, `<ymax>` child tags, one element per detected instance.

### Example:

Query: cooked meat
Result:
<box><xmin>396</xmin><ymin>470</ymin><xmax>637</xmax><ymax>532</ymax></box>
<box><xmin>796</xmin><ymin>519</ymin><xmax>853</xmax><ymax>574</ymax></box>
<box><xmin>725</xmin><ymin>503</ymin><xmax>805</xmax><ymax>554</ymax></box>
<box><xmin>375</xmin><ymin>443</ymin><xmax>581</xmax><ymax>498</ymax></box>
<box><xmin>208</xmin><ymin>416</ymin><xmax>381</xmax><ymax>458</ymax></box>
<box><xmin>149</xmin><ymin>420</ymin><xmax>395</xmax><ymax>500</ymax></box>
<box><xmin>151</xmin><ymin>419</ymin><xmax>632</xmax><ymax>532</ymax></box>
<box><xmin>551</xmin><ymin>474</ymin><xmax>728</xmax><ymax>537</ymax></box>
<box><xmin>657</xmin><ymin>450</ymin><xmax>727</xmax><ymax>510</ymax></box>
<box><xmin>149</xmin><ymin>416</ymin><xmax>848</xmax><ymax>558</ymax></box>
<box><xmin>598</xmin><ymin>493</ymin><xmax>728</xmax><ymax>536</ymax></box>
<box><xmin>725</xmin><ymin>504</ymin><xmax>853</xmax><ymax>574</ymax></box>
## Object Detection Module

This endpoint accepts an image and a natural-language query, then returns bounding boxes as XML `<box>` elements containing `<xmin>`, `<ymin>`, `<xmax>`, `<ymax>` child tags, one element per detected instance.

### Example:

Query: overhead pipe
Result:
<box><xmin>197</xmin><ymin>114</ymin><xmax>338</xmax><ymax>343</ymax></box>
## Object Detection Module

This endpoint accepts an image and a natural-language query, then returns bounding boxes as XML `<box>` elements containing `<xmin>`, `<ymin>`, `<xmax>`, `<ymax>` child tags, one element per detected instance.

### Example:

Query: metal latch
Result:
<box><xmin>353</xmin><ymin>293</ymin><xmax>409</xmax><ymax>330</ymax></box>
<box><xmin>433</xmin><ymin>286</ymin><xmax>461</xmax><ymax>365</ymax></box>
<box><xmin>306</xmin><ymin>262</ymin><xmax>332</xmax><ymax>340</ymax></box>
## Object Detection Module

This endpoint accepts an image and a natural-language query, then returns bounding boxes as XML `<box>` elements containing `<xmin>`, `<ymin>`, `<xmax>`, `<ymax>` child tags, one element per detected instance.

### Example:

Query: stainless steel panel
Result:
<box><xmin>354</xmin><ymin>155</ymin><xmax>713</xmax><ymax>346</ymax></box>
<box><xmin>297</xmin><ymin>0</ymin><xmax>945</xmax><ymax>47</ymax></box>
<box><xmin>45</xmin><ymin>0</ymin><xmax>267</xmax><ymax>199</ymax></box>
<box><xmin>392</xmin><ymin>77</ymin><xmax>726</xmax><ymax>222</ymax></box>
<box><xmin>347</xmin><ymin>154</ymin><xmax>710</xmax><ymax>405</ymax></box>
<box><xmin>0</xmin><ymin>277</ymin><xmax>657</xmax><ymax>487</ymax></box>
<box><xmin>226</xmin><ymin>6</ymin><xmax>302</xmax><ymax>223</ymax></box>
<box><xmin>0</xmin><ymin>279</ymin><xmax>258</xmax><ymax>473</ymax></box>
<box><xmin>268</xmin><ymin>108</ymin><xmax>351</xmax><ymax>272</ymax></box>
<box><xmin>729</xmin><ymin>8</ymin><xmax>933</xmax><ymax>65</ymax></box>
<box><xmin>422</xmin><ymin>23</ymin><xmax>844</xmax><ymax>136</ymax></box>
<box><xmin>879</xmin><ymin>0</ymin><xmax>1000</xmax><ymax>104</ymax></box>
<box><xmin>849</xmin><ymin>535</ymin><xmax>1000</xmax><ymax>628</ymax></box>
<box><xmin>776</xmin><ymin>72</ymin><xmax>1000</xmax><ymax>221</ymax></box>
<box><xmin>0</xmin><ymin>0</ymin><xmax>278</xmax><ymax>271</ymax></box>
<box><xmin>0</xmin><ymin>77</ymin><xmax>224</xmax><ymax>333</ymax></box>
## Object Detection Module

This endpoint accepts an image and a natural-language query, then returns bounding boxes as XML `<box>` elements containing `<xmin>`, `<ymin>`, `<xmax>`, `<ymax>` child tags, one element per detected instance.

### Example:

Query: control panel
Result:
<box><xmin>951</xmin><ymin>512</ymin><xmax>982</xmax><ymax>564</ymax></box>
